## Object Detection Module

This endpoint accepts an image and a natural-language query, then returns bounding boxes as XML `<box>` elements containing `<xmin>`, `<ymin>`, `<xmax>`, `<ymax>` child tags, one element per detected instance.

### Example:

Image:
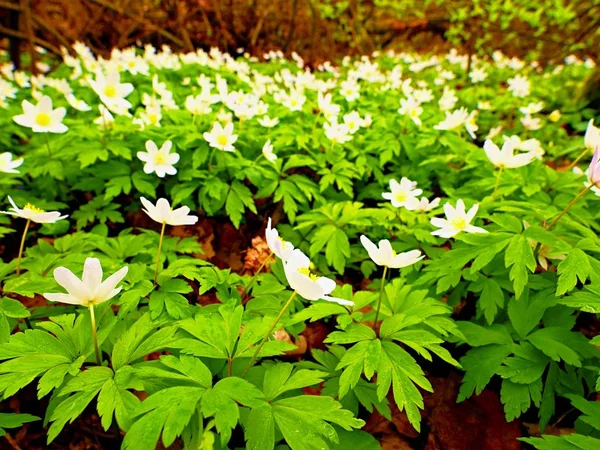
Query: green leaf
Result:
<box><xmin>272</xmin><ymin>395</ymin><xmax>365</xmax><ymax>450</ymax></box>
<box><xmin>111</xmin><ymin>314</ymin><xmax>178</xmax><ymax>370</ymax></box>
<box><xmin>520</xmin><ymin>434</ymin><xmax>600</xmax><ymax>449</ymax></box>
<box><xmin>202</xmin><ymin>377</ymin><xmax>265</xmax><ymax>445</ymax></box>
<box><xmin>123</xmin><ymin>386</ymin><xmax>206</xmax><ymax>450</ymax></box>
<box><xmin>0</xmin><ymin>412</ymin><xmax>39</xmax><ymax>437</ymax></box>
<box><xmin>458</xmin><ymin>344</ymin><xmax>512</xmax><ymax>402</ymax></box>
<box><xmin>556</xmin><ymin>249</ymin><xmax>591</xmax><ymax>296</ymax></box>
<box><xmin>504</xmin><ymin>234</ymin><xmax>536</xmax><ymax>298</ymax></box>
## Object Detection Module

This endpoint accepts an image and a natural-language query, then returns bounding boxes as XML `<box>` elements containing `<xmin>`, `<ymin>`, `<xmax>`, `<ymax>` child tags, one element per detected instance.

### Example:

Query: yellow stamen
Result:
<box><xmin>35</xmin><ymin>113</ymin><xmax>51</xmax><ymax>127</ymax></box>
<box><xmin>395</xmin><ymin>191</ymin><xmax>407</xmax><ymax>203</ymax></box>
<box><xmin>153</xmin><ymin>153</ymin><xmax>166</xmax><ymax>165</ymax></box>
<box><xmin>216</xmin><ymin>134</ymin><xmax>229</xmax><ymax>146</ymax></box>
<box><xmin>298</xmin><ymin>267</ymin><xmax>319</xmax><ymax>281</ymax></box>
<box><xmin>104</xmin><ymin>85</ymin><xmax>117</xmax><ymax>98</ymax></box>
<box><xmin>24</xmin><ymin>203</ymin><xmax>44</xmax><ymax>214</ymax></box>
<box><xmin>451</xmin><ymin>217</ymin><xmax>467</xmax><ymax>230</ymax></box>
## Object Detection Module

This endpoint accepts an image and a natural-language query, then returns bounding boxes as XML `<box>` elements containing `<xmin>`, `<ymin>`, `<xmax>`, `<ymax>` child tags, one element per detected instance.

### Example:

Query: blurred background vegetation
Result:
<box><xmin>0</xmin><ymin>1</ymin><xmax>598</xmax><ymax>63</ymax></box>
<box><xmin>1</xmin><ymin>0</ymin><xmax>599</xmax><ymax>104</ymax></box>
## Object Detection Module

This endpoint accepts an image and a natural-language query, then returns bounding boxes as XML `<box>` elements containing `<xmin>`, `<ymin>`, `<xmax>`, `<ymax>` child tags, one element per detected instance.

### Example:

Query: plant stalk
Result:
<box><xmin>241</xmin><ymin>251</ymin><xmax>273</xmax><ymax>298</ymax></box>
<box><xmin>89</xmin><ymin>303</ymin><xmax>101</xmax><ymax>365</ymax></box>
<box><xmin>154</xmin><ymin>222</ymin><xmax>167</xmax><ymax>284</ymax></box>
<box><xmin>242</xmin><ymin>290</ymin><xmax>297</xmax><ymax>377</ymax></box>
<box><xmin>372</xmin><ymin>265</ymin><xmax>388</xmax><ymax>332</ymax></box>
<box><xmin>16</xmin><ymin>219</ymin><xmax>31</xmax><ymax>275</ymax></box>
<box><xmin>566</xmin><ymin>148</ymin><xmax>589</xmax><ymax>171</ymax></box>
<box><xmin>547</xmin><ymin>185</ymin><xmax>593</xmax><ymax>231</ymax></box>
<box><xmin>492</xmin><ymin>166</ymin><xmax>504</xmax><ymax>200</ymax></box>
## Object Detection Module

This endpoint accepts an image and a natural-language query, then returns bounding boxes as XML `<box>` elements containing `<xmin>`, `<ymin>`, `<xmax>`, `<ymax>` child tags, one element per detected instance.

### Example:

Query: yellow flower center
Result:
<box><xmin>154</xmin><ymin>153</ymin><xmax>166</xmax><ymax>164</ymax></box>
<box><xmin>24</xmin><ymin>203</ymin><xmax>44</xmax><ymax>214</ymax></box>
<box><xmin>35</xmin><ymin>113</ymin><xmax>51</xmax><ymax>127</ymax></box>
<box><xmin>409</xmin><ymin>109</ymin><xmax>419</xmax><ymax>117</ymax></box>
<box><xmin>128</xmin><ymin>60</ymin><xmax>136</xmax><ymax>68</ymax></box>
<box><xmin>451</xmin><ymin>217</ymin><xmax>467</xmax><ymax>230</ymax></box>
<box><xmin>104</xmin><ymin>85</ymin><xmax>117</xmax><ymax>98</ymax></box>
<box><xmin>298</xmin><ymin>267</ymin><xmax>319</xmax><ymax>281</ymax></box>
<box><xmin>395</xmin><ymin>191</ymin><xmax>407</xmax><ymax>203</ymax></box>
<box><xmin>216</xmin><ymin>134</ymin><xmax>229</xmax><ymax>146</ymax></box>
<box><xmin>148</xmin><ymin>114</ymin><xmax>159</xmax><ymax>124</ymax></box>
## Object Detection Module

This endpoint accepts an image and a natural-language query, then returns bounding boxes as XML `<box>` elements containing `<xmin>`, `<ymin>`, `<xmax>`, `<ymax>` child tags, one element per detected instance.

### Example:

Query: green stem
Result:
<box><xmin>208</xmin><ymin>147</ymin><xmax>217</xmax><ymax>169</ymax></box>
<box><xmin>89</xmin><ymin>304</ymin><xmax>102</xmax><ymax>365</ymax></box>
<box><xmin>154</xmin><ymin>222</ymin><xmax>167</xmax><ymax>284</ymax></box>
<box><xmin>44</xmin><ymin>133</ymin><xmax>52</xmax><ymax>156</ymax></box>
<box><xmin>492</xmin><ymin>166</ymin><xmax>504</xmax><ymax>200</ymax></box>
<box><xmin>241</xmin><ymin>252</ymin><xmax>273</xmax><ymax>298</ymax></box>
<box><xmin>242</xmin><ymin>290</ymin><xmax>297</xmax><ymax>377</ymax></box>
<box><xmin>16</xmin><ymin>219</ymin><xmax>31</xmax><ymax>275</ymax></box>
<box><xmin>372</xmin><ymin>266</ymin><xmax>388</xmax><ymax>332</ymax></box>
<box><xmin>547</xmin><ymin>185</ymin><xmax>593</xmax><ymax>231</ymax></box>
<box><xmin>566</xmin><ymin>148</ymin><xmax>589</xmax><ymax>171</ymax></box>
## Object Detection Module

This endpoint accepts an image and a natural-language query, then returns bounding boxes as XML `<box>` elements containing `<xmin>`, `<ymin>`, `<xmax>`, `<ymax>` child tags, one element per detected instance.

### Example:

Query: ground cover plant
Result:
<box><xmin>0</xmin><ymin>43</ymin><xmax>599</xmax><ymax>449</ymax></box>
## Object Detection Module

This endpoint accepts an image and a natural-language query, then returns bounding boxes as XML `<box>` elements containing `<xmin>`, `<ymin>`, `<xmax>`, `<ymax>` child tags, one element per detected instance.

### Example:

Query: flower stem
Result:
<box><xmin>16</xmin><ymin>219</ymin><xmax>31</xmax><ymax>275</ymax></box>
<box><xmin>208</xmin><ymin>147</ymin><xmax>217</xmax><ymax>169</ymax></box>
<box><xmin>89</xmin><ymin>304</ymin><xmax>102</xmax><ymax>365</ymax></box>
<box><xmin>492</xmin><ymin>166</ymin><xmax>504</xmax><ymax>200</ymax></box>
<box><xmin>154</xmin><ymin>222</ymin><xmax>167</xmax><ymax>284</ymax></box>
<box><xmin>547</xmin><ymin>185</ymin><xmax>593</xmax><ymax>231</ymax></box>
<box><xmin>241</xmin><ymin>251</ymin><xmax>273</xmax><ymax>298</ymax></box>
<box><xmin>242</xmin><ymin>290</ymin><xmax>297</xmax><ymax>377</ymax></box>
<box><xmin>566</xmin><ymin>148</ymin><xmax>589</xmax><ymax>171</ymax></box>
<box><xmin>44</xmin><ymin>134</ymin><xmax>52</xmax><ymax>157</ymax></box>
<box><xmin>372</xmin><ymin>266</ymin><xmax>388</xmax><ymax>332</ymax></box>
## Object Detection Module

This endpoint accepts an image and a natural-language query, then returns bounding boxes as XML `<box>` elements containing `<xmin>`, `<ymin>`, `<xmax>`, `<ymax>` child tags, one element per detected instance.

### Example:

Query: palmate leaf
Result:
<box><xmin>0</xmin><ymin>313</ymin><xmax>106</xmax><ymax>399</ymax></box>
<box><xmin>520</xmin><ymin>434</ymin><xmax>600</xmax><ymax>450</ymax></box>
<box><xmin>122</xmin><ymin>355</ymin><xmax>213</xmax><ymax>450</ymax></box>
<box><xmin>0</xmin><ymin>412</ymin><xmax>39</xmax><ymax>437</ymax></box>
<box><xmin>245</xmin><ymin>363</ymin><xmax>364</xmax><ymax>450</ymax></box>
<box><xmin>111</xmin><ymin>313</ymin><xmax>179</xmax><ymax>371</ymax></box>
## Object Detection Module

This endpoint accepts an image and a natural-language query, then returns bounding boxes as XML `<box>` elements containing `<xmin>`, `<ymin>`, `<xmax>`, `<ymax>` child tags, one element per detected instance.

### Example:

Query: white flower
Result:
<box><xmin>140</xmin><ymin>197</ymin><xmax>198</xmax><ymax>226</ymax></box>
<box><xmin>94</xmin><ymin>105</ymin><xmax>114</xmax><ymax>129</ymax></box>
<box><xmin>519</xmin><ymin>102</ymin><xmax>543</xmax><ymax>115</ymax></box>
<box><xmin>65</xmin><ymin>94</ymin><xmax>91</xmax><ymax>112</ymax></box>
<box><xmin>43</xmin><ymin>258</ymin><xmax>128</xmax><ymax>306</ymax></box>
<box><xmin>406</xmin><ymin>197</ymin><xmax>441</xmax><ymax>212</ymax></box>
<box><xmin>0</xmin><ymin>152</ymin><xmax>23</xmax><ymax>174</ymax></box>
<box><xmin>89</xmin><ymin>71</ymin><xmax>133</xmax><ymax>114</ymax></box>
<box><xmin>317</xmin><ymin>92</ymin><xmax>340</xmax><ymax>117</ymax></box>
<box><xmin>262</xmin><ymin>140</ymin><xmax>277</xmax><ymax>162</ymax></box>
<box><xmin>360</xmin><ymin>235</ymin><xmax>423</xmax><ymax>268</ymax></box>
<box><xmin>486</xmin><ymin>125</ymin><xmax>503</xmax><ymax>140</ymax></box>
<box><xmin>584</xmin><ymin>119</ymin><xmax>600</xmax><ymax>150</ymax></box>
<box><xmin>265</xmin><ymin>217</ymin><xmax>294</xmax><ymax>261</ymax></box>
<box><xmin>398</xmin><ymin>96</ymin><xmax>423</xmax><ymax>127</ymax></box>
<box><xmin>434</xmin><ymin>107</ymin><xmax>469</xmax><ymax>132</ymax></box>
<box><xmin>502</xmin><ymin>135</ymin><xmax>544</xmax><ymax>159</ymax></box>
<box><xmin>137</xmin><ymin>140</ymin><xmax>179</xmax><ymax>178</ymax></box>
<box><xmin>478</xmin><ymin>101</ymin><xmax>492</xmax><ymax>111</ymax></box>
<box><xmin>1</xmin><ymin>196</ymin><xmax>67</xmax><ymax>223</ymax></box>
<box><xmin>483</xmin><ymin>139</ymin><xmax>536</xmax><ymax>168</ymax></box>
<box><xmin>507</xmin><ymin>75</ymin><xmax>530</xmax><ymax>98</ymax></box>
<box><xmin>343</xmin><ymin>111</ymin><xmax>362</xmax><ymax>134</ymax></box>
<box><xmin>430</xmin><ymin>200</ymin><xmax>487</xmax><ymax>238</ymax></box>
<box><xmin>324</xmin><ymin>120</ymin><xmax>352</xmax><ymax>144</ymax></box>
<box><xmin>13</xmin><ymin>96</ymin><xmax>68</xmax><ymax>133</ymax></box>
<box><xmin>465</xmin><ymin>110</ymin><xmax>478</xmax><ymax>139</ymax></box>
<box><xmin>203</xmin><ymin>122</ymin><xmax>238</xmax><ymax>152</ymax></box>
<box><xmin>283</xmin><ymin>249</ymin><xmax>353</xmax><ymax>305</ymax></box>
<box><xmin>258</xmin><ymin>116</ymin><xmax>279</xmax><ymax>128</ymax></box>
<box><xmin>520</xmin><ymin>115</ymin><xmax>541</xmax><ymax>131</ymax></box>
<box><xmin>469</xmin><ymin>67</ymin><xmax>487</xmax><ymax>83</ymax></box>
<box><xmin>382</xmin><ymin>178</ymin><xmax>423</xmax><ymax>208</ymax></box>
